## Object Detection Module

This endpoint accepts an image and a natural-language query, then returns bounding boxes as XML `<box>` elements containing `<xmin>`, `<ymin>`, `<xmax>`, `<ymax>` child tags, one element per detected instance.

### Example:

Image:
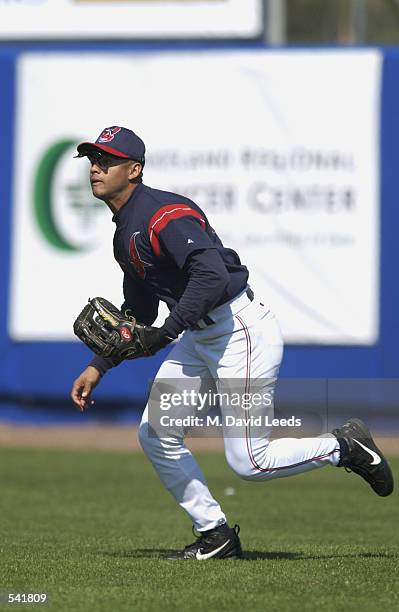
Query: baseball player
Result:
<box><xmin>71</xmin><ymin>126</ymin><xmax>393</xmax><ymax>561</ymax></box>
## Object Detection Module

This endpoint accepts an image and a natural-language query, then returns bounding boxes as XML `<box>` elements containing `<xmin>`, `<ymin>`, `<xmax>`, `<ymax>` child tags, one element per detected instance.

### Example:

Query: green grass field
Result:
<box><xmin>1</xmin><ymin>446</ymin><xmax>398</xmax><ymax>611</ymax></box>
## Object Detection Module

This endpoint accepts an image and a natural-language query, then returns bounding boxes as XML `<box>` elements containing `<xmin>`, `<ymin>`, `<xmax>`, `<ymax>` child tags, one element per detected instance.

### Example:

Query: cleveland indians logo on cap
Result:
<box><xmin>129</xmin><ymin>232</ymin><xmax>152</xmax><ymax>279</ymax></box>
<box><xmin>98</xmin><ymin>127</ymin><xmax>122</xmax><ymax>143</ymax></box>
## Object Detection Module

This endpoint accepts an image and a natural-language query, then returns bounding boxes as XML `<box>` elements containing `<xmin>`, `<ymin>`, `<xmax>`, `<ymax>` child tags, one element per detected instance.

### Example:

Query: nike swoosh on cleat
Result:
<box><xmin>195</xmin><ymin>539</ymin><xmax>230</xmax><ymax>560</ymax></box>
<box><xmin>353</xmin><ymin>439</ymin><xmax>382</xmax><ymax>465</ymax></box>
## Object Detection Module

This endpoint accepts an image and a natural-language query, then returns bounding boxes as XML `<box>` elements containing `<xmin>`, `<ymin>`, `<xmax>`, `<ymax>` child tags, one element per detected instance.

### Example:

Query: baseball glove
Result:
<box><xmin>73</xmin><ymin>297</ymin><xmax>171</xmax><ymax>363</ymax></box>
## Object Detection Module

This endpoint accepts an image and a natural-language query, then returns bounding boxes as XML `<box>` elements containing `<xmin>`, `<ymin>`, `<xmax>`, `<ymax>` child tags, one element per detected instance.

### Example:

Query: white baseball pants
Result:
<box><xmin>138</xmin><ymin>287</ymin><xmax>340</xmax><ymax>531</ymax></box>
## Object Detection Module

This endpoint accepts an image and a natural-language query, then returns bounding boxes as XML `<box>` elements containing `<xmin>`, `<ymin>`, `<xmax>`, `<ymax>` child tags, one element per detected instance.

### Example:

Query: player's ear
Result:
<box><xmin>128</xmin><ymin>161</ymin><xmax>142</xmax><ymax>181</ymax></box>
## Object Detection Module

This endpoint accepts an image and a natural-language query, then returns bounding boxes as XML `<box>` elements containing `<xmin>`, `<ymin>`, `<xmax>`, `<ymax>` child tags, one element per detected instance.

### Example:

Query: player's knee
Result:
<box><xmin>138</xmin><ymin>421</ymin><xmax>155</xmax><ymax>455</ymax></box>
<box><xmin>138</xmin><ymin>421</ymin><xmax>184</xmax><ymax>459</ymax></box>
<box><xmin>225</xmin><ymin>448</ymin><xmax>255</xmax><ymax>480</ymax></box>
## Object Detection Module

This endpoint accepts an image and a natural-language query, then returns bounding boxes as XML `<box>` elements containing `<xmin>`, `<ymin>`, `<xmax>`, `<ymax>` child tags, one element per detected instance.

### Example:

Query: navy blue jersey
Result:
<box><xmin>90</xmin><ymin>182</ymin><xmax>249</xmax><ymax>375</ymax></box>
<box><xmin>113</xmin><ymin>183</ymin><xmax>248</xmax><ymax>328</ymax></box>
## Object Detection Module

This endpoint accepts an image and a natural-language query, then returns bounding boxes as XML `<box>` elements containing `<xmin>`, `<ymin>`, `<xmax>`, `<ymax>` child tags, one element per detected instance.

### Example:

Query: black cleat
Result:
<box><xmin>332</xmin><ymin>418</ymin><xmax>394</xmax><ymax>497</ymax></box>
<box><xmin>167</xmin><ymin>523</ymin><xmax>243</xmax><ymax>560</ymax></box>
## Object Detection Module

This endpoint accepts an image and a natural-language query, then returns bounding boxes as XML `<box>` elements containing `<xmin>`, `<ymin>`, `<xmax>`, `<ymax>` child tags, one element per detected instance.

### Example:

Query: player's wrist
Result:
<box><xmin>87</xmin><ymin>365</ymin><xmax>102</xmax><ymax>377</ymax></box>
<box><xmin>157</xmin><ymin>325</ymin><xmax>175</xmax><ymax>344</ymax></box>
<box><xmin>160</xmin><ymin>316</ymin><xmax>182</xmax><ymax>340</ymax></box>
<box><xmin>142</xmin><ymin>326</ymin><xmax>174</xmax><ymax>354</ymax></box>
<box><xmin>88</xmin><ymin>355</ymin><xmax>118</xmax><ymax>376</ymax></box>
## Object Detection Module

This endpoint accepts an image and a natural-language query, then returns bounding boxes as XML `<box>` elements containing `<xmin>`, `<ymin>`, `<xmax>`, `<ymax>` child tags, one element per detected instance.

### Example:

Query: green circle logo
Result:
<box><xmin>33</xmin><ymin>140</ymin><xmax>106</xmax><ymax>252</ymax></box>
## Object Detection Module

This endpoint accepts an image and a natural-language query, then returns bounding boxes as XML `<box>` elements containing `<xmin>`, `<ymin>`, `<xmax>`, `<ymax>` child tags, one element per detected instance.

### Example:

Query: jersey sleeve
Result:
<box><xmin>148</xmin><ymin>206</ymin><xmax>216</xmax><ymax>269</ymax></box>
<box><xmin>122</xmin><ymin>271</ymin><xmax>159</xmax><ymax>325</ymax></box>
<box><xmin>161</xmin><ymin>248</ymin><xmax>230</xmax><ymax>338</ymax></box>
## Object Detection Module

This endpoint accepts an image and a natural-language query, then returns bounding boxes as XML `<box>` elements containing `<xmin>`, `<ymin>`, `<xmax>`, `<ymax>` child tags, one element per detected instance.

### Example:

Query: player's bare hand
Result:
<box><xmin>71</xmin><ymin>366</ymin><xmax>101</xmax><ymax>412</ymax></box>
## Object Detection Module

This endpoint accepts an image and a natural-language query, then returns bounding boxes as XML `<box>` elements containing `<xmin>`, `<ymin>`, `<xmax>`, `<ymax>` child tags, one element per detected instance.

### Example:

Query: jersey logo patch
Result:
<box><xmin>129</xmin><ymin>232</ymin><xmax>153</xmax><ymax>279</ymax></box>
<box><xmin>98</xmin><ymin>127</ymin><xmax>121</xmax><ymax>143</ymax></box>
<box><xmin>187</xmin><ymin>238</ymin><xmax>194</xmax><ymax>244</ymax></box>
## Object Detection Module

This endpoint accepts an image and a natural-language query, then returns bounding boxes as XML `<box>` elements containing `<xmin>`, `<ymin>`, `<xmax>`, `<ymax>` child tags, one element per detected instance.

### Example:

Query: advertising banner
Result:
<box><xmin>10</xmin><ymin>50</ymin><xmax>381</xmax><ymax>344</ymax></box>
<box><xmin>0</xmin><ymin>0</ymin><xmax>262</xmax><ymax>39</ymax></box>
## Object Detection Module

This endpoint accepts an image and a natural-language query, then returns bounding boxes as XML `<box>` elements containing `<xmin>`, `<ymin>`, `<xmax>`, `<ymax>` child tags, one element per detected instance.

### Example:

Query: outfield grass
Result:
<box><xmin>0</xmin><ymin>446</ymin><xmax>398</xmax><ymax>611</ymax></box>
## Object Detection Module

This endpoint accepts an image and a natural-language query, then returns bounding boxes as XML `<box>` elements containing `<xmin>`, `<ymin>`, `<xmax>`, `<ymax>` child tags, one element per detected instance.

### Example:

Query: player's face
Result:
<box><xmin>87</xmin><ymin>151</ymin><xmax>140</xmax><ymax>201</ymax></box>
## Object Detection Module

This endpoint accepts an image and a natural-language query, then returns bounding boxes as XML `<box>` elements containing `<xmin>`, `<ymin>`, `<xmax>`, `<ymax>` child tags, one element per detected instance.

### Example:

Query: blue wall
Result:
<box><xmin>1</xmin><ymin>45</ymin><xmax>398</xmax><ymax>416</ymax></box>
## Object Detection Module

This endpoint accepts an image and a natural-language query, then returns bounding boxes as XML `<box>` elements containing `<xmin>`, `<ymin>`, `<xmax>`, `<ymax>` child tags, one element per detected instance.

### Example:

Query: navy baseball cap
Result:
<box><xmin>76</xmin><ymin>126</ymin><xmax>145</xmax><ymax>163</ymax></box>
